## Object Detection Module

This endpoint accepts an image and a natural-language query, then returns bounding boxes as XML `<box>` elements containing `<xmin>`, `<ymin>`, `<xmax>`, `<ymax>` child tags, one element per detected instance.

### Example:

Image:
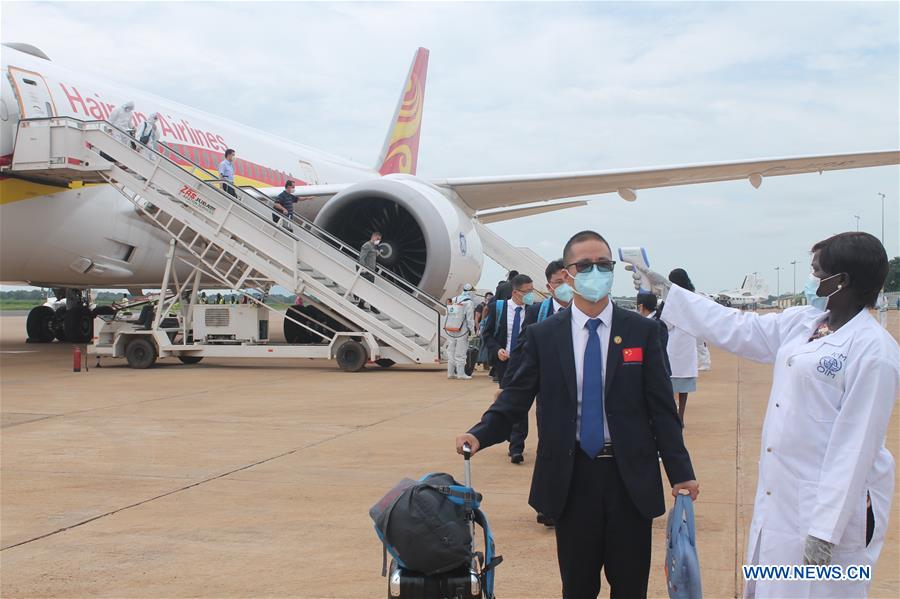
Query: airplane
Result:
<box><xmin>1</xmin><ymin>42</ymin><xmax>898</xmax><ymax>345</ymax></box>
<box><xmin>716</xmin><ymin>273</ymin><xmax>770</xmax><ymax>309</ymax></box>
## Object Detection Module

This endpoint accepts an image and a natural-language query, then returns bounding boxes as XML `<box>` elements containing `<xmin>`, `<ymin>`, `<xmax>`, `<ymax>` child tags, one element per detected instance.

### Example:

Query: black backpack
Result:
<box><xmin>370</xmin><ymin>472</ymin><xmax>501</xmax><ymax>595</ymax></box>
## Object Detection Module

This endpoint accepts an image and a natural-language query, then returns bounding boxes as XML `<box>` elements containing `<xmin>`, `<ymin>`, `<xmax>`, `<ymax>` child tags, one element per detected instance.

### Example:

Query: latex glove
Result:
<box><xmin>802</xmin><ymin>535</ymin><xmax>835</xmax><ymax>566</ymax></box>
<box><xmin>625</xmin><ymin>264</ymin><xmax>672</xmax><ymax>299</ymax></box>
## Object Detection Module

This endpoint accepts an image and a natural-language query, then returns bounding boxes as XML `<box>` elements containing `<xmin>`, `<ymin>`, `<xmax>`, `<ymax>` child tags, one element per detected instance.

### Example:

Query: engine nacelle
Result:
<box><xmin>314</xmin><ymin>174</ymin><xmax>482</xmax><ymax>301</ymax></box>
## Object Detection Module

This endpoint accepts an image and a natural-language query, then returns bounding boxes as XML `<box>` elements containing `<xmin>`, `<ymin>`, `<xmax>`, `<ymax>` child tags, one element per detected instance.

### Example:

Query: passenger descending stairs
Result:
<box><xmin>7</xmin><ymin>117</ymin><xmax>445</xmax><ymax>365</ymax></box>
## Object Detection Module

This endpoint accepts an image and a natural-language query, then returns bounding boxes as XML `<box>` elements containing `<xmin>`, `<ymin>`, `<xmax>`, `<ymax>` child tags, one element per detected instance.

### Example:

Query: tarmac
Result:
<box><xmin>1</xmin><ymin>311</ymin><xmax>898</xmax><ymax>598</ymax></box>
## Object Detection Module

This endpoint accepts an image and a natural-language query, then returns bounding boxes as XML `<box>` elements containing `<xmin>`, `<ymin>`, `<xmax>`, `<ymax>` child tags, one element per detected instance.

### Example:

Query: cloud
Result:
<box><xmin>2</xmin><ymin>0</ymin><xmax>897</xmax><ymax>296</ymax></box>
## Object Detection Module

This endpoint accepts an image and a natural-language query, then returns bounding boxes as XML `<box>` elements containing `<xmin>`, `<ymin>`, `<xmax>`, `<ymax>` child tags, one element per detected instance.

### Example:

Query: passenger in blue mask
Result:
<box><xmin>481</xmin><ymin>273</ymin><xmax>534</xmax><ymax>463</ymax></box>
<box><xmin>459</xmin><ymin>230</ymin><xmax>697</xmax><ymax>599</ymax></box>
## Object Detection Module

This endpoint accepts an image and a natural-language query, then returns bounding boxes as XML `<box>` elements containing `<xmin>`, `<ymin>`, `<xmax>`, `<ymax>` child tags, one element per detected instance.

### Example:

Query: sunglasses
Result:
<box><xmin>565</xmin><ymin>259</ymin><xmax>617</xmax><ymax>274</ymax></box>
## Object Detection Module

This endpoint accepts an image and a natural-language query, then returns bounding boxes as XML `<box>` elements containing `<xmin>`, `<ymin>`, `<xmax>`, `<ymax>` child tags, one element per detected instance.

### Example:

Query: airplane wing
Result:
<box><xmin>434</xmin><ymin>150</ymin><xmax>900</xmax><ymax>213</ymax></box>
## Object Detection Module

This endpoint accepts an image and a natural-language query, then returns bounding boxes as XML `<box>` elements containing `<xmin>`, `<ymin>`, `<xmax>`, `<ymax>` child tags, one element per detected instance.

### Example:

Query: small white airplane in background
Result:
<box><xmin>716</xmin><ymin>273</ymin><xmax>770</xmax><ymax>308</ymax></box>
<box><xmin>1</xmin><ymin>42</ymin><xmax>897</xmax><ymax>343</ymax></box>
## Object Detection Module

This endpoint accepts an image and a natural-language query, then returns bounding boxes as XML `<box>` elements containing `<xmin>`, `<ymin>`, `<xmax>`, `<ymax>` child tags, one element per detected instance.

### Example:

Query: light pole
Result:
<box><xmin>790</xmin><ymin>260</ymin><xmax>797</xmax><ymax>296</ymax></box>
<box><xmin>854</xmin><ymin>214</ymin><xmax>860</xmax><ymax>231</ymax></box>
<box><xmin>877</xmin><ymin>192</ymin><xmax>886</xmax><ymax>244</ymax></box>
<box><xmin>774</xmin><ymin>266</ymin><xmax>781</xmax><ymax>298</ymax></box>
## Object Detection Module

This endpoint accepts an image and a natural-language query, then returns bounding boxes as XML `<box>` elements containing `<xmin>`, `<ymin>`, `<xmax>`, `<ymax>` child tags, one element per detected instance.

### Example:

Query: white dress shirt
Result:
<box><xmin>505</xmin><ymin>300</ymin><xmax>526</xmax><ymax>351</ymax></box>
<box><xmin>571</xmin><ymin>300</ymin><xmax>613</xmax><ymax>444</ymax></box>
<box><xmin>552</xmin><ymin>298</ymin><xmax>567</xmax><ymax>314</ymax></box>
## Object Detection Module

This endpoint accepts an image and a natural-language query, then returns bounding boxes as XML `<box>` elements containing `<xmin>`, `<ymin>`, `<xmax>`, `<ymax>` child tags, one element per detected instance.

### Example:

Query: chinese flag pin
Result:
<box><xmin>613</xmin><ymin>336</ymin><xmax>622</xmax><ymax>344</ymax></box>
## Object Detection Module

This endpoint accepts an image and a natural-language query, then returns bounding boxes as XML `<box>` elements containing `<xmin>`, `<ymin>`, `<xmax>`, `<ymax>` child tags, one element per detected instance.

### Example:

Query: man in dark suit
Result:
<box><xmin>502</xmin><ymin>259</ymin><xmax>573</xmax><ymax>388</ymax></box>
<box><xmin>482</xmin><ymin>273</ymin><xmax>534</xmax><ymax>388</ymax></box>
<box><xmin>456</xmin><ymin>231</ymin><xmax>699</xmax><ymax>599</ymax></box>
<box><xmin>482</xmin><ymin>273</ymin><xmax>533</xmax><ymax>463</ymax></box>
<box><xmin>501</xmin><ymin>259</ymin><xmax>574</xmax><ymax>526</ymax></box>
<box><xmin>494</xmin><ymin>270</ymin><xmax>519</xmax><ymax>301</ymax></box>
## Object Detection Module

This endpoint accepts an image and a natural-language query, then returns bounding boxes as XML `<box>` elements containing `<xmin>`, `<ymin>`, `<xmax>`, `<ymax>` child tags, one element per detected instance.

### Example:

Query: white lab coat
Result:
<box><xmin>697</xmin><ymin>338</ymin><xmax>711</xmax><ymax>371</ymax></box>
<box><xmin>667</xmin><ymin>321</ymin><xmax>698</xmax><ymax>379</ymax></box>
<box><xmin>663</xmin><ymin>285</ymin><xmax>898</xmax><ymax>598</ymax></box>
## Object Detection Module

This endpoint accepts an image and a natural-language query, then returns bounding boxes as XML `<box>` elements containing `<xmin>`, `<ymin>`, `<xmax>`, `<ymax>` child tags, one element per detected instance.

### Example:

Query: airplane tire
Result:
<box><xmin>375</xmin><ymin>358</ymin><xmax>395</xmax><ymax>368</ymax></box>
<box><xmin>125</xmin><ymin>337</ymin><xmax>157</xmax><ymax>369</ymax></box>
<box><xmin>336</xmin><ymin>339</ymin><xmax>368</xmax><ymax>372</ymax></box>
<box><xmin>64</xmin><ymin>306</ymin><xmax>93</xmax><ymax>343</ymax></box>
<box><xmin>178</xmin><ymin>355</ymin><xmax>203</xmax><ymax>365</ymax></box>
<box><xmin>26</xmin><ymin>306</ymin><xmax>56</xmax><ymax>342</ymax></box>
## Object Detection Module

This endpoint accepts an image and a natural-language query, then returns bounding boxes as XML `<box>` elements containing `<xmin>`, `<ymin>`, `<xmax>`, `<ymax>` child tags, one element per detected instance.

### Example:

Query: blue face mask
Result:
<box><xmin>521</xmin><ymin>291</ymin><xmax>535</xmax><ymax>306</ymax></box>
<box><xmin>553</xmin><ymin>282</ymin><xmax>574</xmax><ymax>303</ymax></box>
<box><xmin>804</xmin><ymin>273</ymin><xmax>840</xmax><ymax>311</ymax></box>
<box><xmin>573</xmin><ymin>266</ymin><xmax>614</xmax><ymax>302</ymax></box>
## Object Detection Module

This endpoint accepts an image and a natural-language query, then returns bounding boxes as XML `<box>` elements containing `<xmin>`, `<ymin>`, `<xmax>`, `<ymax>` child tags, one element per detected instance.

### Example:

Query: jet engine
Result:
<box><xmin>314</xmin><ymin>174</ymin><xmax>483</xmax><ymax>300</ymax></box>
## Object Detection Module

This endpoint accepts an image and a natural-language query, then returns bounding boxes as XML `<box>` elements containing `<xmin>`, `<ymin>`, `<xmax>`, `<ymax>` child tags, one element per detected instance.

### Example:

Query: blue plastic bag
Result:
<box><xmin>665</xmin><ymin>494</ymin><xmax>702</xmax><ymax>599</ymax></box>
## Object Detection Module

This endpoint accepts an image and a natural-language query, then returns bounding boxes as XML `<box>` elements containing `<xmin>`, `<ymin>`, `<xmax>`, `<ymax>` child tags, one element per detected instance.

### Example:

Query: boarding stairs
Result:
<box><xmin>7</xmin><ymin>117</ymin><xmax>445</xmax><ymax>365</ymax></box>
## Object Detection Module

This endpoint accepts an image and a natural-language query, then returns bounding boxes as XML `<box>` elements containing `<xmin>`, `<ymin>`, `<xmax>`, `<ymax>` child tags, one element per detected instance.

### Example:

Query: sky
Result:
<box><xmin>2</xmin><ymin>0</ymin><xmax>898</xmax><ymax>297</ymax></box>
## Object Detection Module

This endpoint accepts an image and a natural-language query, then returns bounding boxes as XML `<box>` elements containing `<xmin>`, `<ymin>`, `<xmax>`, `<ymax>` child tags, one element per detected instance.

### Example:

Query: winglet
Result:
<box><xmin>377</xmin><ymin>48</ymin><xmax>429</xmax><ymax>176</ymax></box>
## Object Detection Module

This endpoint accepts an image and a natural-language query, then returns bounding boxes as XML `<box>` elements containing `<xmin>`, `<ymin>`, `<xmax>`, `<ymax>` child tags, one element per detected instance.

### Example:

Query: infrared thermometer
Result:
<box><xmin>618</xmin><ymin>246</ymin><xmax>652</xmax><ymax>292</ymax></box>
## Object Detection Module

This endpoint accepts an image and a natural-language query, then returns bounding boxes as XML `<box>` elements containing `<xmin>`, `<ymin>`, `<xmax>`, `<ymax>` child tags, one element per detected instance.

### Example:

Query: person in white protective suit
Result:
<box><xmin>631</xmin><ymin>231</ymin><xmax>898</xmax><ymax>598</ymax></box>
<box><xmin>135</xmin><ymin>112</ymin><xmax>160</xmax><ymax>151</ymax></box>
<box><xmin>107</xmin><ymin>100</ymin><xmax>135</xmax><ymax>143</ymax></box>
<box><xmin>445</xmin><ymin>283</ymin><xmax>476</xmax><ymax>380</ymax></box>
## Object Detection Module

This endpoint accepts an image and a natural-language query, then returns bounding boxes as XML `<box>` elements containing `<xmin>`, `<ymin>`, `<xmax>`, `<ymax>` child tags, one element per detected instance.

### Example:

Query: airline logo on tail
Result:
<box><xmin>378</xmin><ymin>47</ymin><xmax>429</xmax><ymax>176</ymax></box>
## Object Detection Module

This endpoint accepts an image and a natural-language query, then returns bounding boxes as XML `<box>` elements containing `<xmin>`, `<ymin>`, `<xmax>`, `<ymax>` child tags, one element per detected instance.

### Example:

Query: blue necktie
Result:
<box><xmin>580</xmin><ymin>318</ymin><xmax>605</xmax><ymax>458</ymax></box>
<box><xmin>509</xmin><ymin>306</ymin><xmax>523</xmax><ymax>350</ymax></box>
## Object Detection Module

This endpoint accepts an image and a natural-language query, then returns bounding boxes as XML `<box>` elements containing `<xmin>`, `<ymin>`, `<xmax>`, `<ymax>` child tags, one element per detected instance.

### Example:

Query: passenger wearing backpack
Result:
<box><xmin>134</xmin><ymin>112</ymin><xmax>160</xmax><ymax>151</ymax></box>
<box><xmin>445</xmin><ymin>284</ymin><xmax>476</xmax><ymax>380</ymax></box>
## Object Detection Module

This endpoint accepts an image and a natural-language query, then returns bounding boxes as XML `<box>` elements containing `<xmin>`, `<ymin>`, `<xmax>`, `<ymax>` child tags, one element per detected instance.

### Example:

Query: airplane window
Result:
<box><xmin>23</xmin><ymin>78</ymin><xmax>37</xmax><ymax>86</ymax></box>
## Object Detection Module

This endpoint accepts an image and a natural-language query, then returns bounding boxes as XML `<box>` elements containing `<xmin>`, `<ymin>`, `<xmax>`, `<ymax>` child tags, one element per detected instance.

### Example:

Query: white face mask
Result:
<box><xmin>804</xmin><ymin>273</ymin><xmax>842</xmax><ymax>312</ymax></box>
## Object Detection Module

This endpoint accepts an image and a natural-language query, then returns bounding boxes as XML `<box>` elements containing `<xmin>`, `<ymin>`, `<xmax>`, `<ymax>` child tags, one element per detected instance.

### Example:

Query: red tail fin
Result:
<box><xmin>377</xmin><ymin>48</ymin><xmax>429</xmax><ymax>175</ymax></box>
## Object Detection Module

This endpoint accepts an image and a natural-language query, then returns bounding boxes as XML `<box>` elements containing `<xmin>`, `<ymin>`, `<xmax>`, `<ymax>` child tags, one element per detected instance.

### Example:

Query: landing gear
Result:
<box><xmin>25</xmin><ymin>288</ymin><xmax>96</xmax><ymax>343</ymax></box>
<box><xmin>26</xmin><ymin>306</ymin><xmax>56</xmax><ymax>342</ymax></box>
<box><xmin>64</xmin><ymin>305</ymin><xmax>93</xmax><ymax>343</ymax></box>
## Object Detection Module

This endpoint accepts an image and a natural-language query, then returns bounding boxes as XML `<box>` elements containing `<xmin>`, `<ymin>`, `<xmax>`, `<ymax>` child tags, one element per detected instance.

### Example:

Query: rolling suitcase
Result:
<box><xmin>374</xmin><ymin>444</ymin><xmax>501</xmax><ymax>599</ymax></box>
<box><xmin>464</xmin><ymin>337</ymin><xmax>480</xmax><ymax>377</ymax></box>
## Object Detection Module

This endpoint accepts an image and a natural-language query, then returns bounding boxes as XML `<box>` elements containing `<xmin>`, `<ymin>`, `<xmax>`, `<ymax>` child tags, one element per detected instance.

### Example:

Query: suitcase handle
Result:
<box><xmin>462</xmin><ymin>442</ymin><xmax>472</xmax><ymax>461</ymax></box>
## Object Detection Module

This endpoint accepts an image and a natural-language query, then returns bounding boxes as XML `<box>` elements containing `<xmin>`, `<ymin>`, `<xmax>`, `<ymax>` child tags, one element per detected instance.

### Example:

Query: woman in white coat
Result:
<box><xmin>636</xmin><ymin>232</ymin><xmax>898</xmax><ymax>598</ymax></box>
<box><xmin>664</xmin><ymin>268</ymin><xmax>699</xmax><ymax>425</ymax></box>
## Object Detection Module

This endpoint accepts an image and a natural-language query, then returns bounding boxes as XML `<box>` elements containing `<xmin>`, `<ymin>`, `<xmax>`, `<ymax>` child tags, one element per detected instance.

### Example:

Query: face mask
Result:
<box><xmin>374</xmin><ymin>240</ymin><xmax>381</xmax><ymax>245</ymax></box>
<box><xmin>553</xmin><ymin>282</ymin><xmax>574</xmax><ymax>303</ymax></box>
<box><xmin>521</xmin><ymin>291</ymin><xmax>535</xmax><ymax>306</ymax></box>
<box><xmin>804</xmin><ymin>273</ymin><xmax>841</xmax><ymax>311</ymax></box>
<box><xmin>573</xmin><ymin>266</ymin><xmax>614</xmax><ymax>303</ymax></box>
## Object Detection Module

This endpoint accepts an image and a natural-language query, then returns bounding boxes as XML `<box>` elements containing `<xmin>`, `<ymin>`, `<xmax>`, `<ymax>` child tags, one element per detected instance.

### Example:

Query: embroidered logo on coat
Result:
<box><xmin>817</xmin><ymin>352</ymin><xmax>846</xmax><ymax>379</ymax></box>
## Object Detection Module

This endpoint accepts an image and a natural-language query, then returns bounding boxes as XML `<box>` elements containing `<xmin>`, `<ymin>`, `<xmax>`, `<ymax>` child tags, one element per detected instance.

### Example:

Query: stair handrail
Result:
<box><xmin>26</xmin><ymin>116</ymin><xmax>445</xmax><ymax>315</ymax></box>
